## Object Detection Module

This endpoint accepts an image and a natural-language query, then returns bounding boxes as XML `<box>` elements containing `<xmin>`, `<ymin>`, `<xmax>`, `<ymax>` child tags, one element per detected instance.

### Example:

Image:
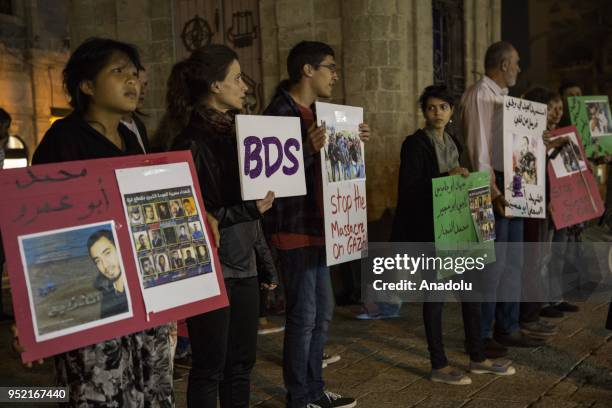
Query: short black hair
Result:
<box><xmin>522</xmin><ymin>87</ymin><xmax>560</xmax><ymax>105</ymax></box>
<box><xmin>0</xmin><ymin>108</ymin><xmax>11</xmax><ymax>126</ymax></box>
<box><xmin>64</xmin><ymin>37</ymin><xmax>142</xmax><ymax>114</ymax></box>
<box><xmin>287</xmin><ymin>41</ymin><xmax>335</xmax><ymax>84</ymax></box>
<box><xmin>484</xmin><ymin>41</ymin><xmax>515</xmax><ymax>72</ymax></box>
<box><xmin>87</xmin><ymin>229</ymin><xmax>115</xmax><ymax>255</ymax></box>
<box><xmin>418</xmin><ymin>85</ymin><xmax>454</xmax><ymax>113</ymax></box>
<box><xmin>559</xmin><ymin>80</ymin><xmax>582</xmax><ymax>96</ymax></box>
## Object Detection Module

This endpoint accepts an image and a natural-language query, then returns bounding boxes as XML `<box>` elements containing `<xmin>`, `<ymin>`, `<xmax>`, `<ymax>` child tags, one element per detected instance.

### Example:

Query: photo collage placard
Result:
<box><xmin>125</xmin><ymin>186</ymin><xmax>212</xmax><ymax>289</ymax></box>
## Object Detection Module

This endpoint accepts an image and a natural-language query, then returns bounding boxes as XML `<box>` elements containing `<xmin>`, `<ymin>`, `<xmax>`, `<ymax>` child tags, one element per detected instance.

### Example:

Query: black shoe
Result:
<box><xmin>540</xmin><ymin>305</ymin><xmax>564</xmax><ymax>318</ymax></box>
<box><xmin>308</xmin><ymin>391</ymin><xmax>356</xmax><ymax>408</ymax></box>
<box><xmin>494</xmin><ymin>331</ymin><xmax>546</xmax><ymax>348</ymax></box>
<box><xmin>554</xmin><ymin>302</ymin><xmax>579</xmax><ymax>313</ymax></box>
<box><xmin>482</xmin><ymin>338</ymin><xmax>508</xmax><ymax>358</ymax></box>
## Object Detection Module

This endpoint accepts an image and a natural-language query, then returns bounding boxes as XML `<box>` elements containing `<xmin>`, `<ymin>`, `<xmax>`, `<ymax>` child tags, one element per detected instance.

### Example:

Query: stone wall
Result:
<box><xmin>68</xmin><ymin>0</ymin><xmax>176</xmax><ymax>135</ymax></box>
<box><xmin>0</xmin><ymin>0</ymin><xmax>70</xmax><ymax>155</ymax></box>
<box><xmin>63</xmin><ymin>0</ymin><xmax>501</xmax><ymax>223</ymax></box>
<box><xmin>258</xmin><ymin>0</ymin><xmax>500</xmax><ymax>222</ymax></box>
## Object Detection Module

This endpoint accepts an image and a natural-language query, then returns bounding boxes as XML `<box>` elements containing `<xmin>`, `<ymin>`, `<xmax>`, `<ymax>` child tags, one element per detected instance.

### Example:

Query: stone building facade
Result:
<box><xmin>65</xmin><ymin>0</ymin><xmax>501</xmax><ymax>224</ymax></box>
<box><xmin>0</xmin><ymin>0</ymin><xmax>70</xmax><ymax>155</ymax></box>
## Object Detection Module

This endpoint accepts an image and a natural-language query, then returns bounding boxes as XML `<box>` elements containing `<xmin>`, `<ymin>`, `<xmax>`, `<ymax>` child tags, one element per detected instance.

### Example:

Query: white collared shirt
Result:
<box><xmin>460</xmin><ymin>75</ymin><xmax>508</xmax><ymax>197</ymax></box>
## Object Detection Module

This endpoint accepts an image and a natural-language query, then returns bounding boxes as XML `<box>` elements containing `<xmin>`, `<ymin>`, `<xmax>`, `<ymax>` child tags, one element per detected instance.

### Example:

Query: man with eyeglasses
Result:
<box><xmin>263</xmin><ymin>41</ymin><xmax>370</xmax><ymax>408</ymax></box>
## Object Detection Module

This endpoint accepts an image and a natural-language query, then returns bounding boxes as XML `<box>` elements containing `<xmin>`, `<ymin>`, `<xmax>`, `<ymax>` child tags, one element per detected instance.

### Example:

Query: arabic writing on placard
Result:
<box><xmin>11</xmin><ymin>169</ymin><xmax>110</xmax><ymax>225</ymax></box>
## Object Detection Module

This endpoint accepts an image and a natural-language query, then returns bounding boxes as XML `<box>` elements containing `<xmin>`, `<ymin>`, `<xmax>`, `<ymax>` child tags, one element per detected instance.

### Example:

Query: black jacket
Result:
<box><xmin>391</xmin><ymin>129</ymin><xmax>460</xmax><ymax>242</ymax></box>
<box><xmin>262</xmin><ymin>85</ymin><xmax>324</xmax><ymax>237</ymax></box>
<box><xmin>33</xmin><ymin>113</ymin><xmax>143</xmax><ymax>164</ymax></box>
<box><xmin>171</xmin><ymin>110</ymin><xmax>277</xmax><ymax>280</ymax></box>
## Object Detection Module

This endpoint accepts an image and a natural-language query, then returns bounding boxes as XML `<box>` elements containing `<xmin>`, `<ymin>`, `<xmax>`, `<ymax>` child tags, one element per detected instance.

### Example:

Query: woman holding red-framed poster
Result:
<box><xmin>21</xmin><ymin>38</ymin><xmax>174</xmax><ymax>407</ymax></box>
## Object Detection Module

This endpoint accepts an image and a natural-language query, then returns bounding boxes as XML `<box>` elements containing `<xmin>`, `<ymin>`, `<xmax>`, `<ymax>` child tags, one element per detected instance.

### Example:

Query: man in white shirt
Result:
<box><xmin>460</xmin><ymin>41</ymin><xmax>544</xmax><ymax>357</ymax></box>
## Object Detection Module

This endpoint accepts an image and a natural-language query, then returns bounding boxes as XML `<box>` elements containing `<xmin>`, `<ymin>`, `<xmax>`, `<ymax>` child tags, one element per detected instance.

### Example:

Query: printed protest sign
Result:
<box><xmin>116</xmin><ymin>162</ymin><xmax>220</xmax><ymax>314</ymax></box>
<box><xmin>236</xmin><ymin>114</ymin><xmax>306</xmax><ymax>200</ymax></box>
<box><xmin>316</xmin><ymin>102</ymin><xmax>368</xmax><ymax>266</ymax></box>
<box><xmin>547</xmin><ymin>126</ymin><xmax>604</xmax><ymax>229</ymax></box>
<box><xmin>568</xmin><ymin>95</ymin><xmax>612</xmax><ymax>157</ymax></box>
<box><xmin>502</xmin><ymin>96</ymin><xmax>547</xmax><ymax>218</ymax></box>
<box><xmin>0</xmin><ymin>151</ymin><xmax>227</xmax><ymax>363</ymax></box>
<box><xmin>432</xmin><ymin>172</ymin><xmax>495</xmax><ymax>272</ymax></box>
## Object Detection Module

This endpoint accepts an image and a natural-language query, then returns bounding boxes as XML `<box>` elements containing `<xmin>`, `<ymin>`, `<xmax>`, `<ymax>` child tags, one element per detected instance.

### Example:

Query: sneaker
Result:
<box><xmin>258</xmin><ymin>318</ymin><xmax>285</xmax><ymax>335</ymax></box>
<box><xmin>323</xmin><ymin>353</ymin><xmax>341</xmax><ymax>367</ymax></box>
<box><xmin>469</xmin><ymin>359</ymin><xmax>516</xmax><ymax>376</ymax></box>
<box><xmin>494</xmin><ymin>331</ymin><xmax>546</xmax><ymax>348</ymax></box>
<box><xmin>540</xmin><ymin>305</ymin><xmax>564</xmax><ymax>318</ymax></box>
<box><xmin>308</xmin><ymin>391</ymin><xmax>356</xmax><ymax>408</ymax></box>
<box><xmin>554</xmin><ymin>302</ymin><xmax>579</xmax><ymax>313</ymax></box>
<box><xmin>354</xmin><ymin>312</ymin><xmax>400</xmax><ymax>320</ymax></box>
<box><xmin>482</xmin><ymin>337</ymin><xmax>508</xmax><ymax>358</ymax></box>
<box><xmin>520</xmin><ymin>320</ymin><xmax>558</xmax><ymax>338</ymax></box>
<box><xmin>430</xmin><ymin>368</ymin><xmax>472</xmax><ymax>385</ymax></box>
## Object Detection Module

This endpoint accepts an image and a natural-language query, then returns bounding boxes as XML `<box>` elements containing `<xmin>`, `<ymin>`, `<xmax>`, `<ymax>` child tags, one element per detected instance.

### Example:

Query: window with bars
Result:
<box><xmin>432</xmin><ymin>0</ymin><xmax>465</xmax><ymax>100</ymax></box>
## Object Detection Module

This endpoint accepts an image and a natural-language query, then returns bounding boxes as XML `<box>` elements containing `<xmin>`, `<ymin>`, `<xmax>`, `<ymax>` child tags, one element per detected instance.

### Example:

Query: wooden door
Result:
<box><xmin>173</xmin><ymin>0</ymin><xmax>264</xmax><ymax>113</ymax></box>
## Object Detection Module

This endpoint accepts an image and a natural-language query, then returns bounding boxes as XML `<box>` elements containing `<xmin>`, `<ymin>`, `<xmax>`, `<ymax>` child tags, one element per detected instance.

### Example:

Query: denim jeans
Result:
<box><xmin>278</xmin><ymin>246</ymin><xmax>334</xmax><ymax>408</ymax></box>
<box><xmin>481</xmin><ymin>173</ymin><xmax>524</xmax><ymax>338</ymax></box>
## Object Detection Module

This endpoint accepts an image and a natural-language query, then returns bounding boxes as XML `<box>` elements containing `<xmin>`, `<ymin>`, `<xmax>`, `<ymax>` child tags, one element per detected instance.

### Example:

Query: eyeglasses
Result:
<box><xmin>317</xmin><ymin>64</ymin><xmax>338</xmax><ymax>74</ymax></box>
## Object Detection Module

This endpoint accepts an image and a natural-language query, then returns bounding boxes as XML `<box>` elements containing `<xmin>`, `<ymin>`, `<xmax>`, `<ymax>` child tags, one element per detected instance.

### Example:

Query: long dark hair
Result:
<box><xmin>63</xmin><ymin>37</ymin><xmax>142</xmax><ymax>114</ymax></box>
<box><xmin>154</xmin><ymin>44</ymin><xmax>238</xmax><ymax>149</ymax></box>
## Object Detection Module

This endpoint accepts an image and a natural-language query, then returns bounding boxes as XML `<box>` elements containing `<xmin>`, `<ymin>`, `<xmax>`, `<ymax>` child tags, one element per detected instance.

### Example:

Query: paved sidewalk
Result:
<box><xmin>222</xmin><ymin>302</ymin><xmax>612</xmax><ymax>408</ymax></box>
<box><xmin>1</xmin><ymin>302</ymin><xmax>610</xmax><ymax>407</ymax></box>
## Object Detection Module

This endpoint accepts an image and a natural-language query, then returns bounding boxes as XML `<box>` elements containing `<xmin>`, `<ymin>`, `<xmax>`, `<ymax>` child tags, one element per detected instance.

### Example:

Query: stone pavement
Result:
<box><xmin>0</xmin><ymin>300</ymin><xmax>610</xmax><ymax>407</ymax></box>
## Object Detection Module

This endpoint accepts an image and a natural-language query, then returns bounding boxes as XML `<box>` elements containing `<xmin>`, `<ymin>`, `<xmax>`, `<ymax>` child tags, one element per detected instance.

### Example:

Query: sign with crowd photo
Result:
<box><xmin>116</xmin><ymin>162</ymin><xmax>221</xmax><ymax>315</ymax></box>
<box><xmin>502</xmin><ymin>96</ymin><xmax>547</xmax><ymax>218</ymax></box>
<box><xmin>316</xmin><ymin>102</ymin><xmax>368</xmax><ymax>266</ymax></box>
<box><xmin>547</xmin><ymin>126</ymin><xmax>604</xmax><ymax>229</ymax></box>
<box><xmin>567</xmin><ymin>95</ymin><xmax>612</xmax><ymax>157</ymax></box>
<box><xmin>235</xmin><ymin>114</ymin><xmax>306</xmax><ymax>200</ymax></box>
<box><xmin>0</xmin><ymin>152</ymin><xmax>227</xmax><ymax>363</ymax></box>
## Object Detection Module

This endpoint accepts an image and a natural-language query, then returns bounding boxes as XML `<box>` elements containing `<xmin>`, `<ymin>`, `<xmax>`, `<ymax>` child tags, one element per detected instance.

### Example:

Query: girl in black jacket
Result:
<box><xmin>392</xmin><ymin>85</ymin><xmax>515</xmax><ymax>385</ymax></box>
<box><xmin>30</xmin><ymin>38</ymin><xmax>174</xmax><ymax>407</ymax></box>
<box><xmin>164</xmin><ymin>44</ymin><xmax>277</xmax><ymax>408</ymax></box>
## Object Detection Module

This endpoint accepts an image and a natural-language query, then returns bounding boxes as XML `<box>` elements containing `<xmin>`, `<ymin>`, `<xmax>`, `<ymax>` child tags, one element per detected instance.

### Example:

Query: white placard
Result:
<box><xmin>502</xmin><ymin>96</ymin><xmax>547</xmax><ymax>218</ymax></box>
<box><xmin>115</xmin><ymin>162</ymin><xmax>220</xmax><ymax>315</ymax></box>
<box><xmin>236</xmin><ymin>114</ymin><xmax>306</xmax><ymax>200</ymax></box>
<box><xmin>316</xmin><ymin>102</ymin><xmax>368</xmax><ymax>266</ymax></box>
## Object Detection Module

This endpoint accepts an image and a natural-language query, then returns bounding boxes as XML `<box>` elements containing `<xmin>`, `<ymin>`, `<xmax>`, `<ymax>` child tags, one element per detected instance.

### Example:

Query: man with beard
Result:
<box><xmin>88</xmin><ymin>230</ymin><xmax>129</xmax><ymax>319</ymax></box>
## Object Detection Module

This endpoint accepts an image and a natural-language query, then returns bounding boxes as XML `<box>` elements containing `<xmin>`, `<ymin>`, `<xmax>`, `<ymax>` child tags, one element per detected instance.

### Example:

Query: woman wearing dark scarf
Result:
<box><xmin>29</xmin><ymin>38</ymin><xmax>173</xmax><ymax>407</ymax></box>
<box><xmin>164</xmin><ymin>45</ymin><xmax>277</xmax><ymax>408</ymax></box>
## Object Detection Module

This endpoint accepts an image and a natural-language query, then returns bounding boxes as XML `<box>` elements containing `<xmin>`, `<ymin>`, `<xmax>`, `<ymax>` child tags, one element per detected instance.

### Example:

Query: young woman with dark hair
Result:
<box><xmin>392</xmin><ymin>85</ymin><xmax>515</xmax><ymax>385</ymax></box>
<box><xmin>166</xmin><ymin>44</ymin><xmax>277</xmax><ymax>408</ymax></box>
<box><xmin>27</xmin><ymin>37</ymin><xmax>174</xmax><ymax>407</ymax></box>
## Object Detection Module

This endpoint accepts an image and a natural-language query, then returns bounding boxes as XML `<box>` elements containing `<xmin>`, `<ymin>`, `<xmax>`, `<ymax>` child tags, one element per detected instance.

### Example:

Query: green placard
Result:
<box><xmin>432</xmin><ymin>172</ymin><xmax>495</xmax><ymax>279</ymax></box>
<box><xmin>567</xmin><ymin>95</ymin><xmax>612</xmax><ymax>158</ymax></box>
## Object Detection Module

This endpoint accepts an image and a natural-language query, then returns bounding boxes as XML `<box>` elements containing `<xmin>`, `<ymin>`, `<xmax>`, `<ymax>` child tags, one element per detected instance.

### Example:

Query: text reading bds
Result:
<box><xmin>243</xmin><ymin>136</ymin><xmax>301</xmax><ymax>179</ymax></box>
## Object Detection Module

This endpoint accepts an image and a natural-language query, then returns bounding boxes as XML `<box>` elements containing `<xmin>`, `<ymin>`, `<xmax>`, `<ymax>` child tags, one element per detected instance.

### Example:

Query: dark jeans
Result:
<box><xmin>278</xmin><ymin>246</ymin><xmax>334</xmax><ymax>408</ymax></box>
<box><xmin>481</xmin><ymin>172</ymin><xmax>524</xmax><ymax>338</ymax></box>
<box><xmin>423</xmin><ymin>301</ymin><xmax>485</xmax><ymax>369</ymax></box>
<box><xmin>186</xmin><ymin>277</ymin><xmax>259</xmax><ymax>408</ymax></box>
